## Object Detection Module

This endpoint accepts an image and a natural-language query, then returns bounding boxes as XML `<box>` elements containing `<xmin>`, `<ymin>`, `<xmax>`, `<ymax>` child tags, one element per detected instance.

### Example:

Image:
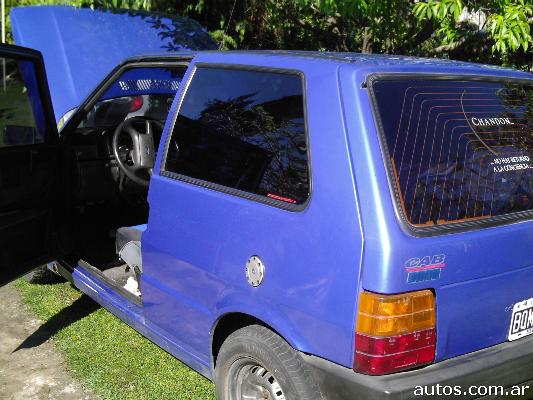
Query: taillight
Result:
<box><xmin>354</xmin><ymin>290</ymin><xmax>436</xmax><ymax>375</ymax></box>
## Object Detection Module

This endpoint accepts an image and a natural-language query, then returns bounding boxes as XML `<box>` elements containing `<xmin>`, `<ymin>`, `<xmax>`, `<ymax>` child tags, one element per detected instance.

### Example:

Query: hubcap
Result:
<box><xmin>230</xmin><ymin>361</ymin><xmax>286</xmax><ymax>400</ymax></box>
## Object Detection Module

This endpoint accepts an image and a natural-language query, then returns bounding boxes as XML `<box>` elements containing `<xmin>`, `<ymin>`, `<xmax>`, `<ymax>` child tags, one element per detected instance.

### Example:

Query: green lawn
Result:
<box><xmin>14</xmin><ymin>279</ymin><xmax>216</xmax><ymax>400</ymax></box>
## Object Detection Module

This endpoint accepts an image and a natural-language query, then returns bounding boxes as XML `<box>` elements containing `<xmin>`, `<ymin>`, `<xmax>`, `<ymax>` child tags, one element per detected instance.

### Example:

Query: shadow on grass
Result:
<box><xmin>13</xmin><ymin>295</ymin><xmax>99</xmax><ymax>352</ymax></box>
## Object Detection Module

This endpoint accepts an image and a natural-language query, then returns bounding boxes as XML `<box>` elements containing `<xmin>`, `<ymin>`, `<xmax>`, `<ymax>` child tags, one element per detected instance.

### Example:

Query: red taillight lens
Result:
<box><xmin>354</xmin><ymin>328</ymin><xmax>435</xmax><ymax>375</ymax></box>
<box><xmin>129</xmin><ymin>96</ymin><xmax>144</xmax><ymax>112</ymax></box>
<box><xmin>354</xmin><ymin>290</ymin><xmax>436</xmax><ymax>375</ymax></box>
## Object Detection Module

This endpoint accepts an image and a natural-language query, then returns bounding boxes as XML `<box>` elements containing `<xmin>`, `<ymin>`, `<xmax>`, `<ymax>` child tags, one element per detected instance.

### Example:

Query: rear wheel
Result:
<box><xmin>214</xmin><ymin>325</ymin><xmax>323</xmax><ymax>400</ymax></box>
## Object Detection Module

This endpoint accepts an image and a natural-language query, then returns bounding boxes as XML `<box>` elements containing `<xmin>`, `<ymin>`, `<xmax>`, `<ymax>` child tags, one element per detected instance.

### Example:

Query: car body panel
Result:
<box><xmin>10</xmin><ymin>5</ymin><xmax>216</xmax><ymax>121</ymax></box>
<box><xmin>338</xmin><ymin>62</ymin><xmax>533</xmax><ymax>362</ymax></box>
<box><xmin>142</xmin><ymin>52</ymin><xmax>363</xmax><ymax>368</ymax></box>
<box><xmin>71</xmin><ymin>264</ymin><xmax>212</xmax><ymax>378</ymax></box>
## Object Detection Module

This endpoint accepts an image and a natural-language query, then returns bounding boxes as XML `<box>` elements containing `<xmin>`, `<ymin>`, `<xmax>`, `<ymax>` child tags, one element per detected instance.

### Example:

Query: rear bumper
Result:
<box><xmin>303</xmin><ymin>334</ymin><xmax>533</xmax><ymax>400</ymax></box>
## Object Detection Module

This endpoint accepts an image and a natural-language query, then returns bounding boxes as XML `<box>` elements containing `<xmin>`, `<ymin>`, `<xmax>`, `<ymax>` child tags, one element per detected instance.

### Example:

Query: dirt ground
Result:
<box><xmin>0</xmin><ymin>283</ymin><xmax>96</xmax><ymax>400</ymax></box>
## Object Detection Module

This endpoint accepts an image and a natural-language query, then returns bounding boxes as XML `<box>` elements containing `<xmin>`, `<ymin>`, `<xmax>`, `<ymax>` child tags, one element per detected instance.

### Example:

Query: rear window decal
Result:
<box><xmin>118</xmin><ymin>79</ymin><xmax>181</xmax><ymax>92</ymax></box>
<box><xmin>491</xmin><ymin>155</ymin><xmax>533</xmax><ymax>173</ymax></box>
<box><xmin>372</xmin><ymin>80</ymin><xmax>533</xmax><ymax>227</ymax></box>
<box><xmin>471</xmin><ymin>117</ymin><xmax>514</xmax><ymax>126</ymax></box>
<box><xmin>101</xmin><ymin>67</ymin><xmax>186</xmax><ymax>100</ymax></box>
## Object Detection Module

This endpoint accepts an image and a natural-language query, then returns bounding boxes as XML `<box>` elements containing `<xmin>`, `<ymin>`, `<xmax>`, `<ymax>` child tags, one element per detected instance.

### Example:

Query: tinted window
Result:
<box><xmin>0</xmin><ymin>58</ymin><xmax>44</xmax><ymax>147</ymax></box>
<box><xmin>165</xmin><ymin>67</ymin><xmax>309</xmax><ymax>205</ymax></box>
<box><xmin>372</xmin><ymin>79</ymin><xmax>533</xmax><ymax>227</ymax></box>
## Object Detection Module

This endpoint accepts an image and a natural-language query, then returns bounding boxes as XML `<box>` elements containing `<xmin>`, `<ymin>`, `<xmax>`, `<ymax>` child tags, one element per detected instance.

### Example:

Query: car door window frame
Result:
<box><xmin>0</xmin><ymin>45</ymin><xmax>58</xmax><ymax>146</ymax></box>
<box><xmin>160</xmin><ymin>62</ymin><xmax>312</xmax><ymax>212</ymax></box>
<box><xmin>60</xmin><ymin>57</ymin><xmax>192</xmax><ymax>134</ymax></box>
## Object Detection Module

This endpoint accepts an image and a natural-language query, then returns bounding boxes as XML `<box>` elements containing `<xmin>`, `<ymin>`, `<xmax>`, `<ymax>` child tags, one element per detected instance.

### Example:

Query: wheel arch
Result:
<box><xmin>210</xmin><ymin>310</ymin><xmax>305</xmax><ymax>373</ymax></box>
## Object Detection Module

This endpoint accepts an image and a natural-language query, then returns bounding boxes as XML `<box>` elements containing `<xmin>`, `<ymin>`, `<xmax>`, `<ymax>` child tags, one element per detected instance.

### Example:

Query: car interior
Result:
<box><xmin>59</xmin><ymin>64</ymin><xmax>188</xmax><ymax>300</ymax></box>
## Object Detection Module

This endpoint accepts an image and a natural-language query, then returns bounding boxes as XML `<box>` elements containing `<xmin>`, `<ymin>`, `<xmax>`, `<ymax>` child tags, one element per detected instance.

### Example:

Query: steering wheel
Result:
<box><xmin>112</xmin><ymin>116</ymin><xmax>163</xmax><ymax>187</ymax></box>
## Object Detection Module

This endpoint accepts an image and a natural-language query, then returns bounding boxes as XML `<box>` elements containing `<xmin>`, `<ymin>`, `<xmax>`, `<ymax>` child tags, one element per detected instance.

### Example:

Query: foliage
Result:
<box><xmin>4</xmin><ymin>0</ymin><xmax>532</xmax><ymax>69</ymax></box>
<box><xmin>175</xmin><ymin>0</ymin><xmax>532</xmax><ymax>69</ymax></box>
<box><xmin>488</xmin><ymin>0</ymin><xmax>531</xmax><ymax>53</ymax></box>
<box><xmin>413</xmin><ymin>0</ymin><xmax>532</xmax><ymax>65</ymax></box>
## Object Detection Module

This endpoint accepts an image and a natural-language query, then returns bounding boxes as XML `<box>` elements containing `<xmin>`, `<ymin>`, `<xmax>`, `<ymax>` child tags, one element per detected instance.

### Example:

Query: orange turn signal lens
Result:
<box><xmin>356</xmin><ymin>290</ymin><xmax>435</xmax><ymax>337</ymax></box>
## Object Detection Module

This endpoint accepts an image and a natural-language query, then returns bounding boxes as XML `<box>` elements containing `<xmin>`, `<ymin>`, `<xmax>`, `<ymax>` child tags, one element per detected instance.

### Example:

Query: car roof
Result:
<box><xmin>128</xmin><ymin>50</ymin><xmax>533</xmax><ymax>80</ymax></box>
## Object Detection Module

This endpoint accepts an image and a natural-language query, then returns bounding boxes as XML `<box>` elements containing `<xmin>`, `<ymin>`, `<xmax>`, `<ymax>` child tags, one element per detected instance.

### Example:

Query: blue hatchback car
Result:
<box><xmin>1</xmin><ymin>5</ymin><xmax>533</xmax><ymax>400</ymax></box>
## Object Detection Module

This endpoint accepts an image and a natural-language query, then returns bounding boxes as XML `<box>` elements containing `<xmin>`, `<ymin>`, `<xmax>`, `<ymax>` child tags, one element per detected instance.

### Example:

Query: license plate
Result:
<box><xmin>508</xmin><ymin>297</ymin><xmax>533</xmax><ymax>341</ymax></box>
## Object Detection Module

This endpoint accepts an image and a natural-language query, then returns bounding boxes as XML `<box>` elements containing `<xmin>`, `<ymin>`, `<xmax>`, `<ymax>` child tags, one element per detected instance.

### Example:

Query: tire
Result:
<box><xmin>215</xmin><ymin>325</ymin><xmax>324</xmax><ymax>400</ymax></box>
<box><xmin>24</xmin><ymin>265</ymin><xmax>63</xmax><ymax>284</ymax></box>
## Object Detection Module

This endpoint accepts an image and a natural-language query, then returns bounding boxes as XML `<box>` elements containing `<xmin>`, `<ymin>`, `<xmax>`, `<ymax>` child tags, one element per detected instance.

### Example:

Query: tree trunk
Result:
<box><xmin>362</xmin><ymin>26</ymin><xmax>372</xmax><ymax>53</ymax></box>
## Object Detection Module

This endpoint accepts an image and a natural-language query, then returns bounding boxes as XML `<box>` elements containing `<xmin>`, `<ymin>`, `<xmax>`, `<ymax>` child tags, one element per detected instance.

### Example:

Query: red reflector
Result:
<box><xmin>130</xmin><ymin>96</ymin><xmax>144</xmax><ymax>112</ymax></box>
<box><xmin>354</xmin><ymin>328</ymin><xmax>436</xmax><ymax>375</ymax></box>
<box><xmin>356</xmin><ymin>328</ymin><xmax>435</xmax><ymax>355</ymax></box>
<box><xmin>266</xmin><ymin>193</ymin><xmax>297</xmax><ymax>204</ymax></box>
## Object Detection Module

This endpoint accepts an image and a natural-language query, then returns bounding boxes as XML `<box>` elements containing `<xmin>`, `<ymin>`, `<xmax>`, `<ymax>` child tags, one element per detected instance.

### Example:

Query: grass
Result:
<box><xmin>14</xmin><ymin>279</ymin><xmax>216</xmax><ymax>400</ymax></box>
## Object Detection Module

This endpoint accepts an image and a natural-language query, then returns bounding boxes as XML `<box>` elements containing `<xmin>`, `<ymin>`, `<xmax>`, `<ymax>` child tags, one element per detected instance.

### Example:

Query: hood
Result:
<box><xmin>10</xmin><ymin>5</ymin><xmax>216</xmax><ymax>121</ymax></box>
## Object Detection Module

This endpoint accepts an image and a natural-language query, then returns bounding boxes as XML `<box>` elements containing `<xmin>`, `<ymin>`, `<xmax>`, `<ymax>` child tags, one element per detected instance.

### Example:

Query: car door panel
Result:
<box><xmin>0</xmin><ymin>44</ymin><xmax>61</xmax><ymax>286</ymax></box>
<box><xmin>0</xmin><ymin>147</ymin><xmax>54</xmax><ymax>208</ymax></box>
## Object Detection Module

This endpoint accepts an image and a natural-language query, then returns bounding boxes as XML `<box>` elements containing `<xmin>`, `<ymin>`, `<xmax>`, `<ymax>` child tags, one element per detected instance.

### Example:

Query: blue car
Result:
<box><xmin>1</xmin><ymin>5</ymin><xmax>533</xmax><ymax>400</ymax></box>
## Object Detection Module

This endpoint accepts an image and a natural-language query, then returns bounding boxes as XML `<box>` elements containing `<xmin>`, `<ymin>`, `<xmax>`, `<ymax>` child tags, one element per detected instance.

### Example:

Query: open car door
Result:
<box><xmin>0</xmin><ymin>44</ymin><xmax>60</xmax><ymax>286</ymax></box>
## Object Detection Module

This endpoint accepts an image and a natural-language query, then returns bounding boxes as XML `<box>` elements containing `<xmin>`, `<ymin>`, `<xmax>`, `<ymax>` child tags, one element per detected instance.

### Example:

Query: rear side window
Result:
<box><xmin>165</xmin><ymin>67</ymin><xmax>309</xmax><ymax>206</ymax></box>
<box><xmin>371</xmin><ymin>78</ymin><xmax>533</xmax><ymax>228</ymax></box>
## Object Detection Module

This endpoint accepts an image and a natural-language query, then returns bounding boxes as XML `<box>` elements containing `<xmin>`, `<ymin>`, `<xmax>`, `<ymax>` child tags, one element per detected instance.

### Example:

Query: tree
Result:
<box><xmin>5</xmin><ymin>0</ymin><xmax>532</xmax><ymax>70</ymax></box>
<box><xmin>413</xmin><ymin>0</ymin><xmax>532</xmax><ymax>68</ymax></box>
<box><xmin>300</xmin><ymin>0</ymin><xmax>532</xmax><ymax>69</ymax></box>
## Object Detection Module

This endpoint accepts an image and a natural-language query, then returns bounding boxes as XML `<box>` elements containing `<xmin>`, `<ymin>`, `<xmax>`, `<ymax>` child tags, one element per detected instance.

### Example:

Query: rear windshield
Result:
<box><xmin>371</xmin><ymin>78</ymin><xmax>533</xmax><ymax>228</ymax></box>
